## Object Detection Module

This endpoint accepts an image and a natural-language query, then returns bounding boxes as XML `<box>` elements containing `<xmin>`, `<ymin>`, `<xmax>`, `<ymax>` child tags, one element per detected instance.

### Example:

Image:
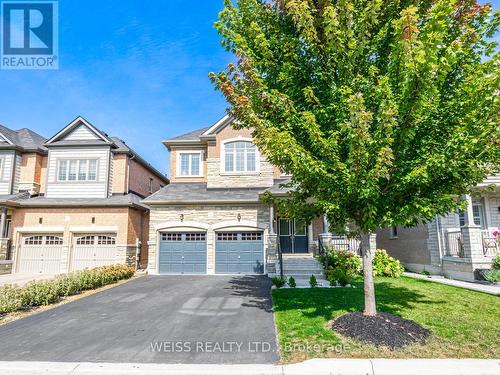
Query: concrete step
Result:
<box><xmin>281</xmin><ymin>269</ymin><xmax>324</xmax><ymax>275</ymax></box>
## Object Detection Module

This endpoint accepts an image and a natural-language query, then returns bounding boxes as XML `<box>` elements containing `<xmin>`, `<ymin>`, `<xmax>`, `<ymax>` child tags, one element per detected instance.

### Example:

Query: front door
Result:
<box><xmin>278</xmin><ymin>219</ymin><xmax>308</xmax><ymax>253</ymax></box>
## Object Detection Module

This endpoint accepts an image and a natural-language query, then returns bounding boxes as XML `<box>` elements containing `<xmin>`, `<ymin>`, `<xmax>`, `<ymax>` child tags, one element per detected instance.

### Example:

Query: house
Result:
<box><xmin>143</xmin><ymin>115</ymin><xmax>328</xmax><ymax>276</ymax></box>
<box><xmin>1</xmin><ymin>117</ymin><xmax>169</xmax><ymax>275</ymax></box>
<box><xmin>378</xmin><ymin>179</ymin><xmax>500</xmax><ymax>282</ymax></box>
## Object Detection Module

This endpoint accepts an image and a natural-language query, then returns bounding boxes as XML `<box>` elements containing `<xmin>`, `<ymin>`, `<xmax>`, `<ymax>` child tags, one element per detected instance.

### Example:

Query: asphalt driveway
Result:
<box><xmin>0</xmin><ymin>275</ymin><xmax>278</xmax><ymax>364</ymax></box>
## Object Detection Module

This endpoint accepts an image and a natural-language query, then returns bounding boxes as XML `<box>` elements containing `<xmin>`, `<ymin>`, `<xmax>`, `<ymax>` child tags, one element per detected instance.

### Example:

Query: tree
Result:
<box><xmin>210</xmin><ymin>0</ymin><xmax>499</xmax><ymax>315</ymax></box>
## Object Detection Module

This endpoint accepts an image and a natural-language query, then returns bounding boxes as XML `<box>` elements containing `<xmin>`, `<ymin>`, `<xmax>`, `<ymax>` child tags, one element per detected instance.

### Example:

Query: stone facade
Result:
<box><xmin>148</xmin><ymin>204</ymin><xmax>272</xmax><ymax>274</ymax></box>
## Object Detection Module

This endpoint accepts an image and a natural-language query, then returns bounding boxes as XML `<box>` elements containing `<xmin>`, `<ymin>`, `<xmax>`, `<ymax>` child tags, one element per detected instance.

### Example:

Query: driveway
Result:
<box><xmin>0</xmin><ymin>275</ymin><xmax>278</xmax><ymax>364</ymax></box>
<box><xmin>0</xmin><ymin>273</ymin><xmax>57</xmax><ymax>287</ymax></box>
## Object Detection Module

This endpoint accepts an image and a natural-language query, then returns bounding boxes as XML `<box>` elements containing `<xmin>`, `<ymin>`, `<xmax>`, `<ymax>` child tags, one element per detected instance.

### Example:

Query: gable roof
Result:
<box><xmin>0</xmin><ymin>123</ymin><xmax>47</xmax><ymax>153</ymax></box>
<box><xmin>163</xmin><ymin>115</ymin><xmax>234</xmax><ymax>149</ymax></box>
<box><xmin>45</xmin><ymin>116</ymin><xmax>114</xmax><ymax>146</ymax></box>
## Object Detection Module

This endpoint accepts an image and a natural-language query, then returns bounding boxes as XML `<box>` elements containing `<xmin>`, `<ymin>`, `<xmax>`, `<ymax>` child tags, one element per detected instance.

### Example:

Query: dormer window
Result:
<box><xmin>57</xmin><ymin>159</ymin><xmax>98</xmax><ymax>182</ymax></box>
<box><xmin>224</xmin><ymin>141</ymin><xmax>256</xmax><ymax>173</ymax></box>
<box><xmin>178</xmin><ymin>151</ymin><xmax>202</xmax><ymax>177</ymax></box>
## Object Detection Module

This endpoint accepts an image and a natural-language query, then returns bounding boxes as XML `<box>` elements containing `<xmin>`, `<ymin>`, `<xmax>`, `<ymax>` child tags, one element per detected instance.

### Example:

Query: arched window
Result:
<box><xmin>224</xmin><ymin>141</ymin><xmax>256</xmax><ymax>172</ymax></box>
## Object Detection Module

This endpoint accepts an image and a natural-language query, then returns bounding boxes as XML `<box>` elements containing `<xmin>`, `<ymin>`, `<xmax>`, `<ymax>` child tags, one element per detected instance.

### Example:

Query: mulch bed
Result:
<box><xmin>331</xmin><ymin>312</ymin><xmax>430</xmax><ymax>349</ymax></box>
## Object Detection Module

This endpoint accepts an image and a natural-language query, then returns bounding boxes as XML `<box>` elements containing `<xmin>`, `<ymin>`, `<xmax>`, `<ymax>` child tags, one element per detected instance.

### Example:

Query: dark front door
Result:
<box><xmin>278</xmin><ymin>219</ymin><xmax>308</xmax><ymax>253</ymax></box>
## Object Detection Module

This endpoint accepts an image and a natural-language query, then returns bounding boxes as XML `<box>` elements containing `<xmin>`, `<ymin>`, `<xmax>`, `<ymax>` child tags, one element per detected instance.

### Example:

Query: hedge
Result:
<box><xmin>0</xmin><ymin>264</ymin><xmax>134</xmax><ymax>314</ymax></box>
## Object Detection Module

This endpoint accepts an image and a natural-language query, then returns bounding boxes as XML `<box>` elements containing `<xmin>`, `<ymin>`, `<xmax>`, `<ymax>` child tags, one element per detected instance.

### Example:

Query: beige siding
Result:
<box><xmin>0</xmin><ymin>150</ymin><xmax>15</xmax><ymax>194</ymax></box>
<box><xmin>63</xmin><ymin>124</ymin><xmax>100</xmax><ymax>141</ymax></box>
<box><xmin>11</xmin><ymin>152</ymin><xmax>21</xmax><ymax>193</ymax></box>
<box><xmin>45</xmin><ymin>147</ymin><xmax>111</xmax><ymax>198</ymax></box>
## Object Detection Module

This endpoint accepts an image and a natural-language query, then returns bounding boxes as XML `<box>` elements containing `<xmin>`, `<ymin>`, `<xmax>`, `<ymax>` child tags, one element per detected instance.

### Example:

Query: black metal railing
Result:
<box><xmin>277</xmin><ymin>239</ymin><xmax>284</xmax><ymax>279</ymax></box>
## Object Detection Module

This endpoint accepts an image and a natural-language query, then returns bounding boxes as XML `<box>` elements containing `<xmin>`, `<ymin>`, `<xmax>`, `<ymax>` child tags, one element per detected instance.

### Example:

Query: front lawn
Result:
<box><xmin>273</xmin><ymin>276</ymin><xmax>500</xmax><ymax>362</ymax></box>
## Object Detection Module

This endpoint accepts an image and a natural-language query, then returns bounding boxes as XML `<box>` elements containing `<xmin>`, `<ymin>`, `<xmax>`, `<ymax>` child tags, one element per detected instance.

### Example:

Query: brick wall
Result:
<box><xmin>128</xmin><ymin>158</ymin><xmax>166</xmax><ymax>197</ymax></box>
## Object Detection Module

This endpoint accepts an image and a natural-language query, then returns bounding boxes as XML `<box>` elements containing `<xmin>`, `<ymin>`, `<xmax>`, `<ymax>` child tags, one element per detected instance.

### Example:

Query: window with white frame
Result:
<box><xmin>148</xmin><ymin>177</ymin><xmax>154</xmax><ymax>193</ymax></box>
<box><xmin>178</xmin><ymin>152</ymin><xmax>202</xmax><ymax>177</ymax></box>
<box><xmin>57</xmin><ymin>159</ymin><xmax>98</xmax><ymax>182</ymax></box>
<box><xmin>224</xmin><ymin>141</ymin><xmax>256</xmax><ymax>173</ymax></box>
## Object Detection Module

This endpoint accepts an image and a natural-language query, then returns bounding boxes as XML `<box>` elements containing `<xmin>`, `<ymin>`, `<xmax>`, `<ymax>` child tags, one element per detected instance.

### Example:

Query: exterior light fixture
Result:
<box><xmin>237</xmin><ymin>213</ymin><xmax>241</xmax><ymax>222</ymax></box>
<box><xmin>180</xmin><ymin>214</ymin><xmax>184</xmax><ymax>222</ymax></box>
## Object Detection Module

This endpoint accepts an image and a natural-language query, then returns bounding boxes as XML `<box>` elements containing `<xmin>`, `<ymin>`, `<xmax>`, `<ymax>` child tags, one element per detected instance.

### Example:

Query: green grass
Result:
<box><xmin>273</xmin><ymin>276</ymin><xmax>500</xmax><ymax>362</ymax></box>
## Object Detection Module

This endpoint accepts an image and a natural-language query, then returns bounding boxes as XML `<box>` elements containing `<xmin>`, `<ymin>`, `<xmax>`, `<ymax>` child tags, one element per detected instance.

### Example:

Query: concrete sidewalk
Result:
<box><xmin>0</xmin><ymin>359</ymin><xmax>498</xmax><ymax>375</ymax></box>
<box><xmin>404</xmin><ymin>272</ymin><xmax>500</xmax><ymax>295</ymax></box>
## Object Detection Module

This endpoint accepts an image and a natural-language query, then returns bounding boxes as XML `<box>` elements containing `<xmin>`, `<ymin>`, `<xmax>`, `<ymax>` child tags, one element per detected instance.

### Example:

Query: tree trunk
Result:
<box><xmin>360</xmin><ymin>231</ymin><xmax>377</xmax><ymax>316</ymax></box>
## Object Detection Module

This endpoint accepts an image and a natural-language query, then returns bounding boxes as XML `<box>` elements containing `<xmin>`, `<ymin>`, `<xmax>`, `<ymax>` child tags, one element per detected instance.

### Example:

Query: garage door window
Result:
<box><xmin>97</xmin><ymin>235</ymin><xmax>116</xmax><ymax>245</ymax></box>
<box><xmin>46</xmin><ymin>235</ymin><xmax>63</xmax><ymax>245</ymax></box>
<box><xmin>241</xmin><ymin>232</ymin><xmax>262</xmax><ymax>241</ymax></box>
<box><xmin>185</xmin><ymin>233</ymin><xmax>206</xmax><ymax>241</ymax></box>
<box><xmin>161</xmin><ymin>233</ymin><xmax>182</xmax><ymax>241</ymax></box>
<box><xmin>76</xmin><ymin>236</ymin><xmax>95</xmax><ymax>245</ymax></box>
<box><xmin>217</xmin><ymin>232</ymin><xmax>238</xmax><ymax>241</ymax></box>
<box><xmin>25</xmin><ymin>236</ymin><xmax>43</xmax><ymax>245</ymax></box>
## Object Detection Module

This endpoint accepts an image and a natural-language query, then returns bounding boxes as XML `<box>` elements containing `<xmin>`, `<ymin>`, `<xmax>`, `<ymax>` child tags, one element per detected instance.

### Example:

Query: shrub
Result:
<box><xmin>22</xmin><ymin>280</ymin><xmax>60</xmax><ymax>306</ymax></box>
<box><xmin>372</xmin><ymin>249</ymin><xmax>405</xmax><ymax>277</ymax></box>
<box><xmin>327</xmin><ymin>268</ymin><xmax>353</xmax><ymax>286</ymax></box>
<box><xmin>309</xmin><ymin>275</ymin><xmax>317</xmax><ymax>288</ymax></box>
<box><xmin>321</xmin><ymin>248</ymin><xmax>362</xmax><ymax>275</ymax></box>
<box><xmin>0</xmin><ymin>285</ymin><xmax>24</xmax><ymax>313</ymax></box>
<box><xmin>421</xmin><ymin>270</ymin><xmax>430</xmax><ymax>276</ymax></box>
<box><xmin>484</xmin><ymin>269</ymin><xmax>500</xmax><ymax>283</ymax></box>
<box><xmin>288</xmin><ymin>276</ymin><xmax>296</xmax><ymax>288</ymax></box>
<box><xmin>272</xmin><ymin>276</ymin><xmax>286</xmax><ymax>288</ymax></box>
<box><xmin>492</xmin><ymin>255</ymin><xmax>500</xmax><ymax>270</ymax></box>
<box><xmin>0</xmin><ymin>264</ymin><xmax>135</xmax><ymax>315</ymax></box>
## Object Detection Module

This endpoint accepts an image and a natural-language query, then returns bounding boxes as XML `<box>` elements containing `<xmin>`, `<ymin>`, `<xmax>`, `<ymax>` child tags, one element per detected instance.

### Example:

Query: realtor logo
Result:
<box><xmin>1</xmin><ymin>0</ymin><xmax>58</xmax><ymax>69</ymax></box>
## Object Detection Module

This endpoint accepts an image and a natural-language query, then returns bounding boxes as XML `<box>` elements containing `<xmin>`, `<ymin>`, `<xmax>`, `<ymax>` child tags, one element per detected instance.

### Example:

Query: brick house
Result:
<box><xmin>1</xmin><ymin>117</ymin><xmax>168</xmax><ymax>275</ymax></box>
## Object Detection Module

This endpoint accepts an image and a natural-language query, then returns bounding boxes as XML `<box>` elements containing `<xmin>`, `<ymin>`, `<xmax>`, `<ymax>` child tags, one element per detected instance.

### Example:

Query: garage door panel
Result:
<box><xmin>159</xmin><ymin>232</ymin><xmax>206</xmax><ymax>274</ymax></box>
<box><xmin>215</xmin><ymin>232</ymin><xmax>264</xmax><ymax>275</ymax></box>
<box><xmin>71</xmin><ymin>235</ymin><xmax>117</xmax><ymax>272</ymax></box>
<box><xmin>18</xmin><ymin>235</ymin><xmax>65</xmax><ymax>274</ymax></box>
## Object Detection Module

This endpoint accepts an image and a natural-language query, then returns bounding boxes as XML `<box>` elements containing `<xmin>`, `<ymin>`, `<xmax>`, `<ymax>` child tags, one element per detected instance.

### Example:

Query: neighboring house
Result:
<box><xmin>1</xmin><ymin>117</ymin><xmax>168</xmax><ymax>275</ymax></box>
<box><xmin>0</xmin><ymin>124</ymin><xmax>48</xmax><ymax>274</ymax></box>
<box><xmin>378</xmin><ymin>179</ymin><xmax>500</xmax><ymax>282</ymax></box>
<box><xmin>143</xmin><ymin>116</ymin><xmax>328</xmax><ymax>276</ymax></box>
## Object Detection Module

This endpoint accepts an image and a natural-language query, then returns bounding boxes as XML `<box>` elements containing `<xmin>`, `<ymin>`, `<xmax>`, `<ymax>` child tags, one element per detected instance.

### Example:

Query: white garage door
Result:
<box><xmin>17</xmin><ymin>234</ymin><xmax>65</xmax><ymax>274</ymax></box>
<box><xmin>71</xmin><ymin>234</ymin><xmax>117</xmax><ymax>271</ymax></box>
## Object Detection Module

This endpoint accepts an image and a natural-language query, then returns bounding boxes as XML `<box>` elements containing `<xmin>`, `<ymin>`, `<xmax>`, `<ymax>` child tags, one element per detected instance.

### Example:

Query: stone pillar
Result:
<box><xmin>0</xmin><ymin>238</ymin><xmax>8</xmax><ymax>261</ymax></box>
<box><xmin>460</xmin><ymin>194</ymin><xmax>484</xmax><ymax>260</ymax></box>
<box><xmin>0</xmin><ymin>207</ymin><xmax>7</xmax><ymax>239</ymax></box>
<box><xmin>322</xmin><ymin>214</ymin><xmax>330</xmax><ymax>234</ymax></box>
<box><xmin>319</xmin><ymin>233</ymin><xmax>333</xmax><ymax>249</ymax></box>
<box><xmin>266</xmin><ymin>233</ymin><xmax>278</xmax><ymax>275</ymax></box>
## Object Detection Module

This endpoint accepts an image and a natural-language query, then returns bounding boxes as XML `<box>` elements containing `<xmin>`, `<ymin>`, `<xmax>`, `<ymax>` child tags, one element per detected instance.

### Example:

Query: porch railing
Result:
<box><xmin>481</xmin><ymin>229</ymin><xmax>499</xmax><ymax>257</ymax></box>
<box><xmin>329</xmin><ymin>236</ymin><xmax>361</xmax><ymax>255</ymax></box>
<box><xmin>446</xmin><ymin>229</ymin><xmax>499</xmax><ymax>258</ymax></box>
<box><xmin>446</xmin><ymin>230</ymin><xmax>464</xmax><ymax>257</ymax></box>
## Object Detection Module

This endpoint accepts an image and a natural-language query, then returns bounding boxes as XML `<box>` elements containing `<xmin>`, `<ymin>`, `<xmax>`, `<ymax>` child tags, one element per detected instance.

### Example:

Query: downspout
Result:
<box><xmin>435</xmin><ymin>216</ymin><xmax>443</xmax><ymax>270</ymax></box>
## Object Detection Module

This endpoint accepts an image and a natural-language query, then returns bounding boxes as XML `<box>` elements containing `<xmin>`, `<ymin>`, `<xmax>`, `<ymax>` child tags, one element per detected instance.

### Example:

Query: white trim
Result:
<box><xmin>154</xmin><ymin>221</ymin><xmax>211</xmax><ymax>231</ymax></box>
<box><xmin>46</xmin><ymin>117</ymin><xmax>112</xmax><ymax>144</ymax></box>
<box><xmin>201</xmin><ymin>115</ymin><xmax>231</xmax><ymax>136</ymax></box>
<box><xmin>176</xmin><ymin>150</ymin><xmax>204</xmax><ymax>178</ymax></box>
<box><xmin>0</xmin><ymin>132</ymin><xmax>13</xmax><ymax>145</ymax></box>
<box><xmin>220</xmin><ymin>137</ymin><xmax>260</xmax><ymax>174</ymax></box>
<box><xmin>15</xmin><ymin>226</ymin><xmax>65</xmax><ymax>233</ymax></box>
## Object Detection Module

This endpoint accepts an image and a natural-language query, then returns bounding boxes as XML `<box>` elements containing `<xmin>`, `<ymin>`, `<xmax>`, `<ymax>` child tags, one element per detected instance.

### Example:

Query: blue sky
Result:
<box><xmin>0</xmin><ymin>0</ymin><xmax>498</xmax><ymax>176</ymax></box>
<box><xmin>0</xmin><ymin>1</ymin><xmax>232</xmax><ymax>174</ymax></box>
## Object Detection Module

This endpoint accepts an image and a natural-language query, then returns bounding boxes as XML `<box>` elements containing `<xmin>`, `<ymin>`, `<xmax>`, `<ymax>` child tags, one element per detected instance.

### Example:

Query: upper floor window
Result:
<box><xmin>58</xmin><ymin>159</ymin><xmax>98</xmax><ymax>182</ymax></box>
<box><xmin>148</xmin><ymin>178</ymin><xmax>154</xmax><ymax>193</ymax></box>
<box><xmin>224</xmin><ymin>141</ymin><xmax>256</xmax><ymax>173</ymax></box>
<box><xmin>178</xmin><ymin>152</ymin><xmax>202</xmax><ymax>177</ymax></box>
